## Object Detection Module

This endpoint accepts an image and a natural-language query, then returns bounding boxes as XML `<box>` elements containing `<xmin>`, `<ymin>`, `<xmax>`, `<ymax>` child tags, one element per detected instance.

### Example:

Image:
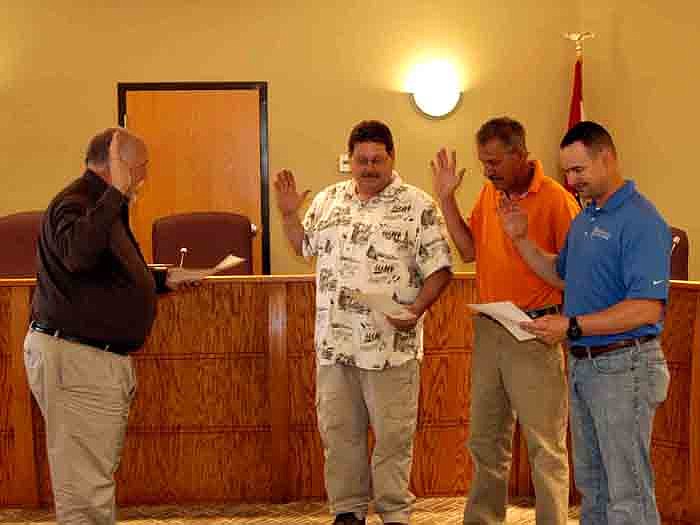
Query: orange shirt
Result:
<box><xmin>470</xmin><ymin>160</ymin><xmax>580</xmax><ymax>310</ymax></box>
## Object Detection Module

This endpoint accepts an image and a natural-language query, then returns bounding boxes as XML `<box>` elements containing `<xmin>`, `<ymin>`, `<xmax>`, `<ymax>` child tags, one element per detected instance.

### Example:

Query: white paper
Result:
<box><xmin>166</xmin><ymin>254</ymin><xmax>245</xmax><ymax>285</ymax></box>
<box><xmin>467</xmin><ymin>301</ymin><xmax>536</xmax><ymax>342</ymax></box>
<box><xmin>351</xmin><ymin>292</ymin><xmax>417</xmax><ymax>321</ymax></box>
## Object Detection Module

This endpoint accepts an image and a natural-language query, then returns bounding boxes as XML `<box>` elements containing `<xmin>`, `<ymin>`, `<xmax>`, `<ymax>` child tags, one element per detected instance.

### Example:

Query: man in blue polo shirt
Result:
<box><xmin>497</xmin><ymin>121</ymin><xmax>671</xmax><ymax>525</ymax></box>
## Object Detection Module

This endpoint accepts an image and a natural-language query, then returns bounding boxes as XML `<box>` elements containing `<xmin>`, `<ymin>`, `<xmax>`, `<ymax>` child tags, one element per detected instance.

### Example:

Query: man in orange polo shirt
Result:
<box><xmin>431</xmin><ymin>117</ymin><xmax>580</xmax><ymax>525</ymax></box>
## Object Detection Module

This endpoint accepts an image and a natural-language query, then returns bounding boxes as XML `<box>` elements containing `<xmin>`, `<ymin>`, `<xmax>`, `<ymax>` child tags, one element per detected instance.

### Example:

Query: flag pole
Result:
<box><xmin>563</xmin><ymin>32</ymin><xmax>594</xmax><ymax>207</ymax></box>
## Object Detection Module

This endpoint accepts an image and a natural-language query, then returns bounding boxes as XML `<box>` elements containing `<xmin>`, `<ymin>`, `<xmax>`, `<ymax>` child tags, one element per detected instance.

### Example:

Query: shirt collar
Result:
<box><xmin>588</xmin><ymin>180</ymin><xmax>636</xmax><ymax>214</ymax></box>
<box><xmin>83</xmin><ymin>169</ymin><xmax>109</xmax><ymax>191</ymax></box>
<box><xmin>507</xmin><ymin>160</ymin><xmax>544</xmax><ymax>200</ymax></box>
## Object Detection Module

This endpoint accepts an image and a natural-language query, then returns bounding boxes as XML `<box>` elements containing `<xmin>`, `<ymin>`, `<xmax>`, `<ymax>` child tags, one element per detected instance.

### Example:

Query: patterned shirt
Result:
<box><xmin>302</xmin><ymin>173</ymin><xmax>452</xmax><ymax>370</ymax></box>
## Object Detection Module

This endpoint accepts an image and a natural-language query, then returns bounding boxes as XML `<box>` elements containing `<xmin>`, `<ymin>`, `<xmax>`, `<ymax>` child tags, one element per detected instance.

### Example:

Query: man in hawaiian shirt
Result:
<box><xmin>274</xmin><ymin>120</ymin><xmax>452</xmax><ymax>525</ymax></box>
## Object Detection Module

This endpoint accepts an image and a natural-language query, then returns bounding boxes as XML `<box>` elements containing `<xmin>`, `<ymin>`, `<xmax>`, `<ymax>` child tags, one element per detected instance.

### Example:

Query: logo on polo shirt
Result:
<box><xmin>591</xmin><ymin>226</ymin><xmax>611</xmax><ymax>240</ymax></box>
<box><xmin>652</xmin><ymin>279</ymin><xmax>665</xmax><ymax>286</ymax></box>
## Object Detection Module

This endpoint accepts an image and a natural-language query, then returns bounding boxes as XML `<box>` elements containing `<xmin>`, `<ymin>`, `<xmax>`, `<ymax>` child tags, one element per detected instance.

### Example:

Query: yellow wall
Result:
<box><xmin>581</xmin><ymin>0</ymin><xmax>700</xmax><ymax>278</ymax></box>
<box><xmin>8</xmin><ymin>2</ymin><xmax>689</xmax><ymax>277</ymax></box>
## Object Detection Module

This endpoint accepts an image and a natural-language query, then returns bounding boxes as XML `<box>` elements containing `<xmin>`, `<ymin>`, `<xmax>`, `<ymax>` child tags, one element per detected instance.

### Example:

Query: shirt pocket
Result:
<box><xmin>365</xmin><ymin>224</ymin><xmax>414</xmax><ymax>288</ymax></box>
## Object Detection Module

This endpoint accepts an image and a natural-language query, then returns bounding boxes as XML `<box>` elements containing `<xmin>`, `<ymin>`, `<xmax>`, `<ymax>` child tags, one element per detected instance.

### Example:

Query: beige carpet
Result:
<box><xmin>0</xmin><ymin>498</ymin><xmax>580</xmax><ymax>524</ymax></box>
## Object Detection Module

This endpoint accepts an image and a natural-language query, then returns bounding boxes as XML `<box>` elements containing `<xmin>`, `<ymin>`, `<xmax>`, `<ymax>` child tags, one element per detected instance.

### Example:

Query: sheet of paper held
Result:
<box><xmin>467</xmin><ymin>301</ymin><xmax>537</xmax><ymax>342</ymax></box>
<box><xmin>351</xmin><ymin>292</ymin><xmax>417</xmax><ymax>320</ymax></box>
<box><xmin>166</xmin><ymin>254</ymin><xmax>246</xmax><ymax>285</ymax></box>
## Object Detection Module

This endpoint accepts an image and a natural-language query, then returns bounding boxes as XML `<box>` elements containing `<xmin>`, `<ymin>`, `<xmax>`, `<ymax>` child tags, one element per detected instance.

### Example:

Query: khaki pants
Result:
<box><xmin>24</xmin><ymin>329</ymin><xmax>136</xmax><ymax>525</ymax></box>
<box><xmin>316</xmin><ymin>360</ymin><xmax>420</xmax><ymax>524</ymax></box>
<box><xmin>464</xmin><ymin>316</ymin><xmax>569</xmax><ymax>525</ymax></box>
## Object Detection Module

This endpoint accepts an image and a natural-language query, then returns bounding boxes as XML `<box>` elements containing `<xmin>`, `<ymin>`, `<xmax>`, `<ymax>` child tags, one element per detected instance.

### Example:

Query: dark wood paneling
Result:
<box><xmin>0</xmin><ymin>285</ymin><xmax>37</xmax><ymax>506</ymax></box>
<box><xmin>652</xmin><ymin>442</ymin><xmax>689</xmax><ymax>522</ymax></box>
<box><xmin>129</xmin><ymin>356</ymin><xmax>270</xmax><ymax>429</ymax></box>
<box><xmin>653</xmin><ymin>364</ymin><xmax>690</xmax><ymax>445</ymax></box>
<box><xmin>141</xmin><ymin>282</ymin><xmax>269</xmax><ymax>356</ymax></box>
<box><xmin>1</xmin><ymin>274</ymin><xmax>699</xmax><ymax>523</ymax></box>
<box><xmin>268</xmin><ymin>283</ymin><xmax>290</xmax><ymax>502</ymax></box>
<box><xmin>410</xmin><ymin>426</ymin><xmax>471</xmax><ymax>496</ymax></box>
<box><xmin>418</xmin><ymin>352</ymin><xmax>471</xmax><ymax>426</ymax></box>
<box><xmin>286</xmin><ymin>282</ymin><xmax>316</xmax><ymax>356</ymax></box>
<box><xmin>289</xmin><ymin>354</ymin><xmax>317</xmax><ymax>428</ymax></box>
<box><xmin>288</xmin><ymin>430</ymin><xmax>326</xmax><ymax>500</ymax></box>
<box><xmin>115</xmin><ymin>431</ymin><xmax>273</xmax><ymax>504</ymax></box>
<box><xmin>424</xmin><ymin>278</ymin><xmax>474</xmax><ymax>350</ymax></box>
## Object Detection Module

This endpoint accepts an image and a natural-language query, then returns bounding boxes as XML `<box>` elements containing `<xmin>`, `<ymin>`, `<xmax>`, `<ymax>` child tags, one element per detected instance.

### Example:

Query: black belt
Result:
<box><xmin>29</xmin><ymin>321</ymin><xmax>139</xmax><ymax>355</ymax></box>
<box><xmin>525</xmin><ymin>304</ymin><xmax>560</xmax><ymax>319</ymax></box>
<box><xmin>570</xmin><ymin>335</ymin><xmax>657</xmax><ymax>359</ymax></box>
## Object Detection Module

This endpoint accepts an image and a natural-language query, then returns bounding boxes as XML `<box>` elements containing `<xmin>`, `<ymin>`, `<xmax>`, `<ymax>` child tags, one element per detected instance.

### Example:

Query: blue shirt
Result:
<box><xmin>556</xmin><ymin>180</ymin><xmax>671</xmax><ymax>346</ymax></box>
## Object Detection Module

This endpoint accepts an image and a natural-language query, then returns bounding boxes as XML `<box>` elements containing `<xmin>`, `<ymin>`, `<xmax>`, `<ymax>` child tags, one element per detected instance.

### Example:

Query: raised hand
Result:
<box><xmin>273</xmin><ymin>169</ymin><xmax>310</xmax><ymax>218</ymax></box>
<box><xmin>108</xmin><ymin>130</ymin><xmax>132</xmax><ymax>195</ymax></box>
<box><xmin>497</xmin><ymin>193</ymin><xmax>528</xmax><ymax>241</ymax></box>
<box><xmin>430</xmin><ymin>148</ymin><xmax>465</xmax><ymax>201</ymax></box>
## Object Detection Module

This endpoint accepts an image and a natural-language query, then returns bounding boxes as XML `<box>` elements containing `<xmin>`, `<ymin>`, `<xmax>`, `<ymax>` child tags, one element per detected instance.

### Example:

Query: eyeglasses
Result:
<box><xmin>351</xmin><ymin>155</ymin><xmax>390</xmax><ymax>167</ymax></box>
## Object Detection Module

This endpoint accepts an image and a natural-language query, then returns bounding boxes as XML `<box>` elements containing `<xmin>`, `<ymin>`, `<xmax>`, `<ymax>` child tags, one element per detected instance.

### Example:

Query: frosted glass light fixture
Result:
<box><xmin>407</xmin><ymin>60</ymin><xmax>462</xmax><ymax>119</ymax></box>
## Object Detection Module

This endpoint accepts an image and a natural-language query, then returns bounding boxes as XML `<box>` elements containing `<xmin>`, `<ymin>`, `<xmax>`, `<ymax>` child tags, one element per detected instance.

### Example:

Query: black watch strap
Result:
<box><xmin>567</xmin><ymin>316</ymin><xmax>583</xmax><ymax>341</ymax></box>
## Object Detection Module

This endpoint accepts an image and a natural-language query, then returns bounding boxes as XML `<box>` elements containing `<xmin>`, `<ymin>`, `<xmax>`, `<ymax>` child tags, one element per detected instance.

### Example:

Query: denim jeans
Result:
<box><xmin>569</xmin><ymin>339</ymin><xmax>670</xmax><ymax>525</ymax></box>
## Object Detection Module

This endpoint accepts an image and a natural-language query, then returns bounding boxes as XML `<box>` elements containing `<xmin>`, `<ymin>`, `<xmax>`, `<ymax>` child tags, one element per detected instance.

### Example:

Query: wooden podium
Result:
<box><xmin>1</xmin><ymin>274</ymin><xmax>699</xmax><ymax>523</ymax></box>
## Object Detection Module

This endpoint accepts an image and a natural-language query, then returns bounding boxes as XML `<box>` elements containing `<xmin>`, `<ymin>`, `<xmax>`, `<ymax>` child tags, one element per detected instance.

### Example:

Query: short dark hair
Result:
<box><xmin>476</xmin><ymin>117</ymin><xmax>527</xmax><ymax>152</ymax></box>
<box><xmin>348</xmin><ymin>120</ymin><xmax>394</xmax><ymax>155</ymax></box>
<box><xmin>85</xmin><ymin>128</ymin><xmax>119</xmax><ymax>165</ymax></box>
<box><xmin>560</xmin><ymin>121</ymin><xmax>617</xmax><ymax>156</ymax></box>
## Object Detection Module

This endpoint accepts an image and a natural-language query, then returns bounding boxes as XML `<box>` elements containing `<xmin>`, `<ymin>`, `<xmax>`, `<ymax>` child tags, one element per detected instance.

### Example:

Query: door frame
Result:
<box><xmin>117</xmin><ymin>81</ymin><xmax>271</xmax><ymax>274</ymax></box>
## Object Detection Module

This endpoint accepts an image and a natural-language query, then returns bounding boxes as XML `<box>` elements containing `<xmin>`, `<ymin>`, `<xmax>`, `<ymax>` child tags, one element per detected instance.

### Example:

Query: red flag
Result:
<box><xmin>565</xmin><ymin>57</ymin><xmax>583</xmax><ymax>202</ymax></box>
<box><xmin>568</xmin><ymin>57</ymin><xmax>584</xmax><ymax>128</ymax></box>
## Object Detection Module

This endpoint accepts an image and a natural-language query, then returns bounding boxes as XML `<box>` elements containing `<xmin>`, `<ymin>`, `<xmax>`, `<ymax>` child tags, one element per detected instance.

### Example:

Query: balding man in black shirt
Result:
<box><xmin>25</xmin><ymin>128</ymin><xmax>176</xmax><ymax>525</ymax></box>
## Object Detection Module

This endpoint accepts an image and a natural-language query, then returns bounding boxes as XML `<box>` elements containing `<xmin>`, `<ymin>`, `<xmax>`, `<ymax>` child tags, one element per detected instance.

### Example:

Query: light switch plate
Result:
<box><xmin>338</xmin><ymin>153</ymin><xmax>351</xmax><ymax>173</ymax></box>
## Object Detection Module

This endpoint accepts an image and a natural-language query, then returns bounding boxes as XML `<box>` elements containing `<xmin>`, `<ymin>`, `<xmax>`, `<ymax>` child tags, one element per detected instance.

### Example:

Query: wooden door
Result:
<box><xmin>119</xmin><ymin>85</ymin><xmax>268</xmax><ymax>274</ymax></box>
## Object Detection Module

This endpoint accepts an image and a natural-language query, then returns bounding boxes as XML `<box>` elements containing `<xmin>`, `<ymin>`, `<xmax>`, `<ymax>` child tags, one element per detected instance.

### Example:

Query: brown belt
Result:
<box><xmin>569</xmin><ymin>334</ymin><xmax>657</xmax><ymax>359</ymax></box>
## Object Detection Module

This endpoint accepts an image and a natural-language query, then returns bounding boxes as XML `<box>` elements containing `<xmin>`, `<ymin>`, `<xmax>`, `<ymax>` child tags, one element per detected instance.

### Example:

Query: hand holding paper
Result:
<box><xmin>467</xmin><ymin>301</ymin><xmax>536</xmax><ymax>342</ymax></box>
<box><xmin>166</xmin><ymin>254</ymin><xmax>245</xmax><ymax>288</ymax></box>
<box><xmin>519</xmin><ymin>314</ymin><xmax>568</xmax><ymax>345</ymax></box>
<box><xmin>352</xmin><ymin>291</ymin><xmax>418</xmax><ymax>332</ymax></box>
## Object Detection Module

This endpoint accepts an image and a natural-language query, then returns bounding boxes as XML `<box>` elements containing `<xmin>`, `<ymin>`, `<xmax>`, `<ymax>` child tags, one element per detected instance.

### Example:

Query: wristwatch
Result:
<box><xmin>567</xmin><ymin>316</ymin><xmax>583</xmax><ymax>341</ymax></box>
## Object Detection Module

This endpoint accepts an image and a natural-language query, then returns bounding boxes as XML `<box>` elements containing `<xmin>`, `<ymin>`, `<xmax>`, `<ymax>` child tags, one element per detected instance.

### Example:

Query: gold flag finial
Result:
<box><xmin>564</xmin><ymin>32</ymin><xmax>595</xmax><ymax>56</ymax></box>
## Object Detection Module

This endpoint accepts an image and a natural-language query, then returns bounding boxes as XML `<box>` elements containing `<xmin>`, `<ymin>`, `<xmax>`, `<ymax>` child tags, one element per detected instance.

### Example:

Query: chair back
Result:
<box><xmin>670</xmin><ymin>226</ymin><xmax>689</xmax><ymax>281</ymax></box>
<box><xmin>152</xmin><ymin>212</ymin><xmax>254</xmax><ymax>274</ymax></box>
<box><xmin>0</xmin><ymin>211</ymin><xmax>44</xmax><ymax>278</ymax></box>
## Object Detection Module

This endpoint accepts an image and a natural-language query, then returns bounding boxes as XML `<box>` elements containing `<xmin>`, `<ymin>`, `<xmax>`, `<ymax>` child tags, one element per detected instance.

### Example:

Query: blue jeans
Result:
<box><xmin>569</xmin><ymin>339</ymin><xmax>670</xmax><ymax>525</ymax></box>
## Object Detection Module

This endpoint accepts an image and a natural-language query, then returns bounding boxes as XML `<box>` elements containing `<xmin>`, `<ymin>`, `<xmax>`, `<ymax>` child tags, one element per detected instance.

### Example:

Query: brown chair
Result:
<box><xmin>0</xmin><ymin>211</ymin><xmax>44</xmax><ymax>278</ymax></box>
<box><xmin>670</xmin><ymin>226</ymin><xmax>689</xmax><ymax>280</ymax></box>
<box><xmin>152</xmin><ymin>212</ymin><xmax>255</xmax><ymax>275</ymax></box>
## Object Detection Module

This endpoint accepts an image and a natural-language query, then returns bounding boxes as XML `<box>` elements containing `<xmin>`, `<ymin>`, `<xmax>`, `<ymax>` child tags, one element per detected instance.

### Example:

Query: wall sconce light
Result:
<box><xmin>407</xmin><ymin>60</ymin><xmax>462</xmax><ymax>119</ymax></box>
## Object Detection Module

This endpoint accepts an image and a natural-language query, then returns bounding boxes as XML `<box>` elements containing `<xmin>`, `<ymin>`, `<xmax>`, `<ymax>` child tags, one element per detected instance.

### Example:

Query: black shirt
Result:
<box><xmin>32</xmin><ymin>170</ymin><xmax>157</xmax><ymax>349</ymax></box>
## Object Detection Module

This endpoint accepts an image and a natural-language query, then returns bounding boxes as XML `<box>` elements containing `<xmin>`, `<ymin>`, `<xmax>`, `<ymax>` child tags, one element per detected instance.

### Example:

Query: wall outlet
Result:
<box><xmin>338</xmin><ymin>153</ymin><xmax>351</xmax><ymax>173</ymax></box>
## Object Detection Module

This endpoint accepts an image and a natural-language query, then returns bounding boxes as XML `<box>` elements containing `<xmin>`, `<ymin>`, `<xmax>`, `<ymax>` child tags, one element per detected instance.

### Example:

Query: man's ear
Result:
<box><xmin>86</xmin><ymin>160</ymin><xmax>110</xmax><ymax>178</ymax></box>
<box><xmin>601</xmin><ymin>147</ymin><xmax>615</xmax><ymax>170</ymax></box>
<box><xmin>513</xmin><ymin>146</ymin><xmax>528</xmax><ymax>163</ymax></box>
